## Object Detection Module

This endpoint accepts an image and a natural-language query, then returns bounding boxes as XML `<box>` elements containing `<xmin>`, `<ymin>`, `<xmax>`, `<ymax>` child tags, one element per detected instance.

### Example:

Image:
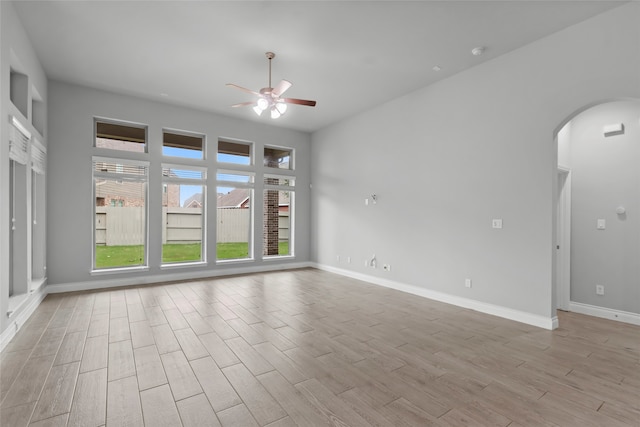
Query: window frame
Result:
<box><xmin>91</xmin><ymin>156</ymin><xmax>150</xmax><ymax>273</ymax></box>
<box><xmin>161</xmin><ymin>163</ymin><xmax>208</xmax><ymax>267</ymax></box>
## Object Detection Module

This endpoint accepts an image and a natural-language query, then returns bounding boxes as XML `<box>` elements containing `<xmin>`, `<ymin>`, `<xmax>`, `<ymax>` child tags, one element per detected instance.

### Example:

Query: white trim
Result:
<box><xmin>1</xmin><ymin>286</ymin><xmax>49</xmax><ymax>352</ymax></box>
<box><xmin>569</xmin><ymin>302</ymin><xmax>640</xmax><ymax>326</ymax></box>
<box><xmin>314</xmin><ymin>263</ymin><xmax>557</xmax><ymax>330</ymax></box>
<box><xmin>47</xmin><ymin>262</ymin><xmax>313</xmax><ymax>294</ymax></box>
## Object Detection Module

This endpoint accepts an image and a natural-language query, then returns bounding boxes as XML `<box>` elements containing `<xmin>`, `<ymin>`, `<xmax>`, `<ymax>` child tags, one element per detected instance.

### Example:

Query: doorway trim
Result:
<box><xmin>556</xmin><ymin>167</ymin><xmax>571</xmax><ymax>311</ymax></box>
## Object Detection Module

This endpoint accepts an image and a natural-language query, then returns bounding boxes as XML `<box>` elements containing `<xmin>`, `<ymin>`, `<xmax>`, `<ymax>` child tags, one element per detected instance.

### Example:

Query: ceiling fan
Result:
<box><xmin>227</xmin><ymin>52</ymin><xmax>316</xmax><ymax>119</ymax></box>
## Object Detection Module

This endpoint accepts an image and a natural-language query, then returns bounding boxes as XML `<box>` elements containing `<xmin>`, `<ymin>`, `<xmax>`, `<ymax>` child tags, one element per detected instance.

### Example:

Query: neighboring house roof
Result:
<box><xmin>217</xmin><ymin>188</ymin><xmax>250</xmax><ymax>208</ymax></box>
<box><xmin>183</xmin><ymin>193</ymin><xmax>203</xmax><ymax>208</ymax></box>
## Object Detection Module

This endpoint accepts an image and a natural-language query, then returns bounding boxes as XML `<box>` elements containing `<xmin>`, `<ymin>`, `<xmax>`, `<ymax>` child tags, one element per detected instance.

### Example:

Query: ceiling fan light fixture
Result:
<box><xmin>270</xmin><ymin>107</ymin><xmax>281</xmax><ymax>119</ymax></box>
<box><xmin>253</xmin><ymin>105</ymin><xmax>263</xmax><ymax>116</ymax></box>
<box><xmin>256</xmin><ymin>97</ymin><xmax>269</xmax><ymax>110</ymax></box>
<box><xmin>275</xmin><ymin>102</ymin><xmax>287</xmax><ymax>115</ymax></box>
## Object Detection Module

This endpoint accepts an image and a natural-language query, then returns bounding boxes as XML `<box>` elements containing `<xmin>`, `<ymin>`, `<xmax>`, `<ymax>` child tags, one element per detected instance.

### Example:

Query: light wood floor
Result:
<box><xmin>1</xmin><ymin>268</ymin><xmax>638</xmax><ymax>426</ymax></box>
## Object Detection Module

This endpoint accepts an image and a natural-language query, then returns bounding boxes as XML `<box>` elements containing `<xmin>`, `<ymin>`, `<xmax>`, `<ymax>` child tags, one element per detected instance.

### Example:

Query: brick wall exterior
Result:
<box><xmin>263</xmin><ymin>154</ymin><xmax>280</xmax><ymax>255</ymax></box>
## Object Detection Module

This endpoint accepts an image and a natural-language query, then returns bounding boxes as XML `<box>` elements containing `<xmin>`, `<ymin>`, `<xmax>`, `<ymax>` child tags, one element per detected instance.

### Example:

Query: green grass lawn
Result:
<box><xmin>95</xmin><ymin>242</ymin><xmax>290</xmax><ymax>268</ymax></box>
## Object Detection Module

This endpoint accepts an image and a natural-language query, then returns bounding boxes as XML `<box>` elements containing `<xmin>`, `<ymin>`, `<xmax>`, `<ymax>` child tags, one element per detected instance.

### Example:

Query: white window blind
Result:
<box><xmin>31</xmin><ymin>139</ymin><xmax>46</xmax><ymax>175</ymax></box>
<box><xmin>9</xmin><ymin>116</ymin><xmax>30</xmax><ymax>165</ymax></box>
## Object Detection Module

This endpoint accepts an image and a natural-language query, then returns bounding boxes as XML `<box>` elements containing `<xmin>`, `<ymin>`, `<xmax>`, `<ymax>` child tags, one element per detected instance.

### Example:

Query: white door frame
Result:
<box><xmin>556</xmin><ymin>167</ymin><xmax>571</xmax><ymax>311</ymax></box>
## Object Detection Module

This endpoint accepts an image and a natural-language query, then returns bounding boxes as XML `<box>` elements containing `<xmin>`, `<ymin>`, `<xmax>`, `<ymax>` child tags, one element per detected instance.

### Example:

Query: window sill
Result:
<box><xmin>91</xmin><ymin>266</ymin><xmax>149</xmax><ymax>275</ymax></box>
<box><xmin>216</xmin><ymin>258</ymin><xmax>255</xmax><ymax>265</ymax></box>
<box><xmin>263</xmin><ymin>255</ymin><xmax>296</xmax><ymax>261</ymax></box>
<box><xmin>161</xmin><ymin>261</ymin><xmax>207</xmax><ymax>270</ymax></box>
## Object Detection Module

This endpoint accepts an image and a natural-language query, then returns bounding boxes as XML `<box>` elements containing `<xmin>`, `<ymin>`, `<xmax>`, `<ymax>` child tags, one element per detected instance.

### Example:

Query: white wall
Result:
<box><xmin>47</xmin><ymin>81</ymin><xmax>311</xmax><ymax>290</ymax></box>
<box><xmin>1</xmin><ymin>1</ymin><xmax>48</xmax><ymax>343</ymax></box>
<box><xmin>569</xmin><ymin>101</ymin><xmax>639</xmax><ymax>314</ymax></box>
<box><xmin>311</xmin><ymin>3</ymin><xmax>640</xmax><ymax>326</ymax></box>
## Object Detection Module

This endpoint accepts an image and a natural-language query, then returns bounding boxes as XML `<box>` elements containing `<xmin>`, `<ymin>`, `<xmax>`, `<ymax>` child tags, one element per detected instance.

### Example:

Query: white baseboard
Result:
<box><xmin>569</xmin><ymin>301</ymin><xmax>640</xmax><ymax>326</ymax></box>
<box><xmin>47</xmin><ymin>261</ymin><xmax>314</xmax><ymax>294</ymax></box>
<box><xmin>1</xmin><ymin>286</ymin><xmax>49</xmax><ymax>352</ymax></box>
<box><xmin>314</xmin><ymin>263</ymin><xmax>557</xmax><ymax>330</ymax></box>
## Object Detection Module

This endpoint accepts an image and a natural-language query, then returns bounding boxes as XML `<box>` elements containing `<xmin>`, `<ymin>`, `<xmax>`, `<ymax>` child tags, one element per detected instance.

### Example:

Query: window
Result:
<box><xmin>93</xmin><ymin>157</ymin><xmax>148</xmax><ymax>269</ymax></box>
<box><xmin>163</xmin><ymin>130</ymin><xmax>204</xmax><ymax>159</ymax></box>
<box><xmin>263</xmin><ymin>175</ymin><xmax>294</xmax><ymax>257</ymax></box>
<box><xmin>264</xmin><ymin>146</ymin><xmax>292</xmax><ymax>170</ymax></box>
<box><xmin>8</xmin><ymin>116</ymin><xmax>30</xmax><ymax>298</ymax></box>
<box><xmin>217</xmin><ymin>171</ymin><xmax>254</xmax><ymax>261</ymax></box>
<box><xmin>31</xmin><ymin>139</ymin><xmax>46</xmax><ymax>286</ymax></box>
<box><xmin>218</xmin><ymin>139</ymin><xmax>251</xmax><ymax>165</ymax></box>
<box><xmin>95</xmin><ymin>120</ymin><xmax>146</xmax><ymax>153</ymax></box>
<box><xmin>162</xmin><ymin>165</ymin><xmax>206</xmax><ymax>264</ymax></box>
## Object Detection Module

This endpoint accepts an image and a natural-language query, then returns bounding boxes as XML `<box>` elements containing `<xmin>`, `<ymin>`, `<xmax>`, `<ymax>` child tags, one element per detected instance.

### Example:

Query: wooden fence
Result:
<box><xmin>95</xmin><ymin>207</ymin><xmax>289</xmax><ymax>245</ymax></box>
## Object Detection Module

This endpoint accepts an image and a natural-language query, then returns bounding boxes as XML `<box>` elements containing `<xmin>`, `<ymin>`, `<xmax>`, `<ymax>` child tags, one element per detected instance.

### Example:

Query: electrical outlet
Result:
<box><xmin>337</xmin><ymin>255</ymin><xmax>340</xmax><ymax>263</ymax></box>
<box><xmin>596</xmin><ymin>285</ymin><xmax>605</xmax><ymax>295</ymax></box>
<box><xmin>383</xmin><ymin>264</ymin><xmax>391</xmax><ymax>271</ymax></box>
<box><xmin>347</xmin><ymin>257</ymin><xmax>351</xmax><ymax>264</ymax></box>
<box><xmin>465</xmin><ymin>278</ymin><xmax>472</xmax><ymax>288</ymax></box>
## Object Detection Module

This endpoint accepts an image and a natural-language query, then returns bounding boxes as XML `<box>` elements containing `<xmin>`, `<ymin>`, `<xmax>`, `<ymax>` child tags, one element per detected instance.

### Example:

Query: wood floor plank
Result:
<box><xmin>174</xmin><ymin>328</ymin><xmax>208</xmax><ymax>361</ymax></box>
<box><xmin>126</xmin><ymin>303</ymin><xmax>147</xmax><ymax>323</ymax></box>
<box><xmin>53</xmin><ymin>331</ymin><xmax>86</xmax><ymax>366</ymax></box>
<box><xmin>164</xmin><ymin>308</ymin><xmax>190</xmax><ymax>331</ymax></box>
<box><xmin>198</xmin><ymin>332</ymin><xmax>240</xmax><ymax>368</ymax></box>
<box><xmin>30</xmin><ymin>327</ymin><xmax>66</xmax><ymax>359</ymax></box>
<box><xmin>87</xmin><ymin>312</ymin><xmax>109</xmax><ymax>338</ymax></box>
<box><xmin>253</xmin><ymin>342</ymin><xmax>309</xmax><ymax>385</ymax></box>
<box><xmin>203</xmin><ymin>314</ymin><xmax>239</xmax><ymax>340</ymax></box>
<box><xmin>151</xmin><ymin>323</ymin><xmax>181</xmax><ymax>354</ymax></box>
<box><xmin>80</xmin><ymin>335</ymin><xmax>108</xmax><ymax>373</ymax></box>
<box><xmin>257</xmin><ymin>370</ymin><xmax>328</xmax><ymax>426</ymax></box>
<box><xmin>134</xmin><ymin>345</ymin><xmax>167</xmax><ymax>391</ymax></box>
<box><xmin>130</xmin><ymin>319</ymin><xmax>155</xmax><ymax>349</ymax></box>
<box><xmin>145</xmin><ymin>306</ymin><xmax>168</xmax><ymax>327</ymax></box>
<box><xmin>225</xmin><ymin>337</ymin><xmax>274</xmax><ymax>376</ymax></box>
<box><xmin>190</xmin><ymin>356</ymin><xmax>241</xmax><ymax>413</ymax></box>
<box><xmin>1</xmin><ymin>354</ymin><xmax>55</xmax><ymax>409</ymax></box>
<box><xmin>161</xmin><ymin>350</ymin><xmax>203</xmax><ymax>401</ymax></box>
<box><xmin>107</xmin><ymin>340</ymin><xmax>135</xmax><ymax>382</ymax></box>
<box><xmin>176</xmin><ymin>393</ymin><xmax>221</xmax><ymax>427</ymax></box>
<box><xmin>67</xmin><ymin>367</ymin><xmax>107</xmax><ymax>427</ymax></box>
<box><xmin>0</xmin><ymin>402</ymin><xmax>35</xmax><ymax>427</ymax></box>
<box><xmin>295</xmin><ymin>377</ymin><xmax>372</xmax><ymax>426</ymax></box>
<box><xmin>140</xmin><ymin>384</ymin><xmax>182</xmax><ymax>427</ymax></box>
<box><xmin>108</xmin><ymin>317</ymin><xmax>131</xmax><ymax>343</ymax></box>
<box><xmin>217</xmin><ymin>403</ymin><xmax>260</xmax><ymax>427</ymax></box>
<box><xmin>1</xmin><ymin>269</ymin><xmax>638</xmax><ymax>427</ymax></box>
<box><xmin>106</xmin><ymin>375</ymin><xmax>143</xmax><ymax>427</ymax></box>
<box><xmin>31</xmin><ymin>361</ymin><xmax>80</xmax><ymax>422</ymax></box>
<box><xmin>0</xmin><ymin>349</ymin><xmax>32</xmax><ymax>402</ymax></box>
<box><xmin>222</xmin><ymin>362</ymin><xmax>287</xmax><ymax>425</ymax></box>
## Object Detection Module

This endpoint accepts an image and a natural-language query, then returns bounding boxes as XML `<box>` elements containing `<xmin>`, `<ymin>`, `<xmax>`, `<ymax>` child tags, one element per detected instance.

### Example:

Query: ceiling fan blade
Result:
<box><xmin>231</xmin><ymin>101</ymin><xmax>255</xmax><ymax>108</ymax></box>
<box><xmin>282</xmin><ymin>98</ymin><xmax>317</xmax><ymax>107</ymax></box>
<box><xmin>226</xmin><ymin>83</ymin><xmax>260</xmax><ymax>96</ymax></box>
<box><xmin>272</xmin><ymin>80</ymin><xmax>292</xmax><ymax>97</ymax></box>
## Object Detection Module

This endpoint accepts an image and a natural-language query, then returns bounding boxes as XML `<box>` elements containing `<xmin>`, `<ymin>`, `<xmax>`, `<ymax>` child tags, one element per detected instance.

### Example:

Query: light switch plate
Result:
<box><xmin>597</xmin><ymin>219</ymin><xmax>606</xmax><ymax>230</ymax></box>
<box><xmin>492</xmin><ymin>219</ymin><xmax>503</xmax><ymax>229</ymax></box>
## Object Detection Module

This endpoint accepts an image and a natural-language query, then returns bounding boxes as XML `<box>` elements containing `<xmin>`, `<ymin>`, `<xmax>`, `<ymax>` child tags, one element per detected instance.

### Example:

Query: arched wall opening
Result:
<box><xmin>553</xmin><ymin>99</ymin><xmax>640</xmax><ymax>326</ymax></box>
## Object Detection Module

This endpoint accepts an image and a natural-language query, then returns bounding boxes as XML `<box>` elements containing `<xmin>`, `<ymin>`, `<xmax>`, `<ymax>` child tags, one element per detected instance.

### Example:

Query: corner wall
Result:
<box><xmin>310</xmin><ymin>3</ymin><xmax>640</xmax><ymax>327</ymax></box>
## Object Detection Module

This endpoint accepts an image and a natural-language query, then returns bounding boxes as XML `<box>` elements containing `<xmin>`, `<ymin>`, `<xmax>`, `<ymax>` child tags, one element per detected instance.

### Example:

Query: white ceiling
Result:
<box><xmin>14</xmin><ymin>1</ymin><xmax>624</xmax><ymax>133</ymax></box>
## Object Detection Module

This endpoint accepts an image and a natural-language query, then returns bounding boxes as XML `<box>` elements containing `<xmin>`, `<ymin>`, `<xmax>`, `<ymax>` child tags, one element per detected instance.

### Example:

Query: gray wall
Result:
<box><xmin>310</xmin><ymin>3</ymin><xmax>640</xmax><ymax>321</ymax></box>
<box><xmin>47</xmin><ymin>81</ymin><xmax>311</xmax><ymax>288</ymax></box>
<box><xmin>569</xmin><ymin>101</ymin><xmax>639</xmax><ymax>313</ymax></box>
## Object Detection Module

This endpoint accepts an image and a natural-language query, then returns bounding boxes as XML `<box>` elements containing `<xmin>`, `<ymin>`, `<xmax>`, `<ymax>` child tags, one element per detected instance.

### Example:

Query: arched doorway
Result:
<box><xmin>553</xmin><ymin>99</ymin><xmax>640</xmax><ymax>325</ymax></box>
